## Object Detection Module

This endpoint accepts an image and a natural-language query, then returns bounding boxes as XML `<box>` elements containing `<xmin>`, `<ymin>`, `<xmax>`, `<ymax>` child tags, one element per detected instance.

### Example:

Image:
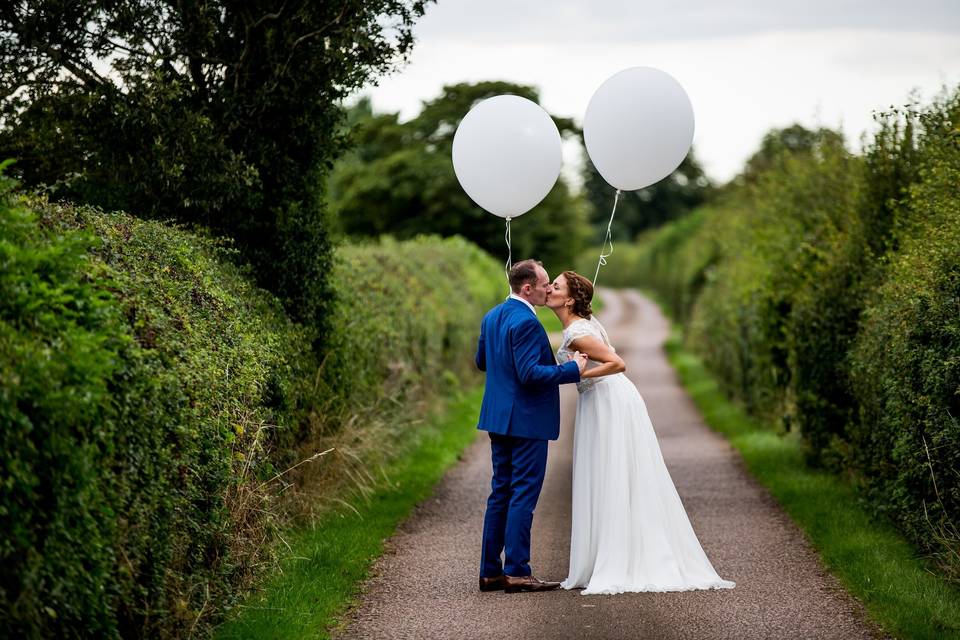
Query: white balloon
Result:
<box><xmin>583</xmin><ymin>67</ymin><xmax>695</xmax><ymax>191</ymax></box>
<box><xmin>452</xmin><ymin>95</ymin><xmax>562</xmax><ymax>218</ymax></box>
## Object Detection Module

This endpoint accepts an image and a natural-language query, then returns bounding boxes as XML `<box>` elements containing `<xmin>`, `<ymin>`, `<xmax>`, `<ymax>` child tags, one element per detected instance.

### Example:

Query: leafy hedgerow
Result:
<box><xmin>1</xmin><ymin>184</ymin><xmax>312</xmax><ymax>638</ymax></box>
<box><xmin>849</xmin><ymin>91</ymin><xmax>960</xmax><ymax>582</ymax></box>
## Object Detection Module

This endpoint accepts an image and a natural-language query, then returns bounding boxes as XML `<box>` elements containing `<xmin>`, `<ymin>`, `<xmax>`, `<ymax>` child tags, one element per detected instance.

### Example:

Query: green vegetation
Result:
<box><xmin>662</xmin><ymin>323</ymin><xmax>960</xmax><ymax>640</ymax></box>
<box><xmin>0</xmin><ymin>169</ymin><xmax>503</xmax><ymax>638</ymax></box>
<box><xmin>618</xmin><ymin>88</ymin><xmax>960</xmax><ymax>584</ymax></box>
<box><xmin>320</xmin><ymin>235</ymin><xmax>502</xmax><ymax>419</ymax></box>
<box><xmin>214</xmin><ymin>388</ymin><xmax>484</xmax><ymax>640</ymax></box>
<box><xmin>0</xmin><ymin>1</ymin><xmax>430</xmax><ymax>333</ymax></box>
<box><xmin>1</xmin><ymin>187</ymin><xmax>312</xmax><ymax>639</ymax></box>
<box><xmin>846</xmin><ymin>102</ymin><xmax>960</xmax><ymax>579</ymax></box>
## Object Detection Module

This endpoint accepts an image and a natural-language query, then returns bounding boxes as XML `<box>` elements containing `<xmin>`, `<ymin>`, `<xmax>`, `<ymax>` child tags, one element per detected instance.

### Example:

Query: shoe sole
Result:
<box><xmin>504</xmin><ymin>585</ymin><xmax>561</xmax><ymax>594</ymax></box>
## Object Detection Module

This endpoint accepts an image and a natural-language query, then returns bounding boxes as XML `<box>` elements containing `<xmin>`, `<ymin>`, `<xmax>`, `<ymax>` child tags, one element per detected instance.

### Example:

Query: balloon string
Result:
<box><xmin>593</xmin><ymin>189</ymin><xmax>621</xmax><ymax>286</ymax></box>
<box><xmin>504</xmin><ymin>217</ymin><xmax>513</xmax><ymax>284</ymax></box>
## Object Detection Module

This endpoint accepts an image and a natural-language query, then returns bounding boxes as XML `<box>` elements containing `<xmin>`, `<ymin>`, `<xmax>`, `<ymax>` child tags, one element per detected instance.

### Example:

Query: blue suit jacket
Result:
<box><xmin>475</xmin><ymin>298</ymin><xmax>581</xmax><ymax>440</ymax></box>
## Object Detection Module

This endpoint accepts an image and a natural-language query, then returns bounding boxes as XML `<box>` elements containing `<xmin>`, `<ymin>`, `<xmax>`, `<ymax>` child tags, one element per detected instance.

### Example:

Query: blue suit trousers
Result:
<box><xmin>480</xmin><ymin>432</ymin><xmax>549</xmax><ymax>578</ymax></box>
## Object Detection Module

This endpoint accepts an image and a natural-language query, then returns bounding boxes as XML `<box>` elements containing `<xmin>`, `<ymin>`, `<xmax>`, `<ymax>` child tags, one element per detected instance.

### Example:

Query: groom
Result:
<box><xmin>475</xmin><ymin>259</ymin><xmax>587</xmax><ymax>594</ymax></box>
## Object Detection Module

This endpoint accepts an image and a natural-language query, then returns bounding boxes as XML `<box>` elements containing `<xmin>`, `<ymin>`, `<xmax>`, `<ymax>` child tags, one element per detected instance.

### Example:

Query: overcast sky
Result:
<box><xmin>357</xmin><ymin>0</ymin><xmax>960</xmax><ymax>184</ymax></box>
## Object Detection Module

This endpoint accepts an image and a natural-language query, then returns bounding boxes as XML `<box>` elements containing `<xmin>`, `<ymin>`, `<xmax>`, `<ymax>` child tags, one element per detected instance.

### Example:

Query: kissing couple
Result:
<box><xmin>475</xmin><ymin>259</ymin><xmax>736</xmax><ymax>595</ymax></box>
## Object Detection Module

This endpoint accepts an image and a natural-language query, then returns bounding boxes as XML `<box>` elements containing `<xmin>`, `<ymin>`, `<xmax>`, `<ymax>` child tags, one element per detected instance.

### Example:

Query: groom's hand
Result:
<box><xmin>574</xmin><ymin>351</ymin><xmax>589</xmax><ymax>373</ymax></box>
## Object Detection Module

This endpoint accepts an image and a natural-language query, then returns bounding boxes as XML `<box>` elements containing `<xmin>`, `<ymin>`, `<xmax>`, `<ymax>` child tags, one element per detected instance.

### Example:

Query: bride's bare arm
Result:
<box><xmin>568</xmin><ymin>335</ymin><xmax>626</xmax><ymax>378</ymax></box>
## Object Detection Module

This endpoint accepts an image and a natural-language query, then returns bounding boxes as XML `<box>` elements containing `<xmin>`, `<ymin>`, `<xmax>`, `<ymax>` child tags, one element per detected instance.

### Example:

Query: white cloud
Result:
<box><xmin>412</xmin><ymin>0</ymin><xmax>960</xmax><ymax>43</ymax></box>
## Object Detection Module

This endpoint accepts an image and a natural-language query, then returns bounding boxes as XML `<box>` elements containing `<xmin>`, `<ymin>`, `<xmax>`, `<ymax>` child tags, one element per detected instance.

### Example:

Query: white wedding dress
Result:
<box><xmin>556</xmin><ymin>316</ymin><xmax>736</xmax><ymax>595</ymax></box>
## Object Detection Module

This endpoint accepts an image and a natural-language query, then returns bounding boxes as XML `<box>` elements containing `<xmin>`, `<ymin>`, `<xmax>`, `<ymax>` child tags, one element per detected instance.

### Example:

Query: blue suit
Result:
<box><xmin>475</xmin><ymin>297</ymin><xmax>580</xmax><ymax>578</ymax></box>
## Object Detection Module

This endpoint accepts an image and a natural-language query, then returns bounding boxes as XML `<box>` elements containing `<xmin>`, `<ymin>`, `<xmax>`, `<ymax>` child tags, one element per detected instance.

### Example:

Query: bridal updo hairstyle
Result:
<box><xmin>563</xmin><ymin>271</ymin><xmax>594</xmax><ymax>319</ymax></box>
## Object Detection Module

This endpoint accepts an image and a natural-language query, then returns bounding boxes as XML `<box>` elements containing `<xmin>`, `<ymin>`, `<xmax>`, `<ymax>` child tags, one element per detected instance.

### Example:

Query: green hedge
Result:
<box><xmin>280</xmin><ymin>234</ymin><xmax>505</xmax><ymax>494</ymax></box>
<box><xmin>320</xmin><ymin>235</ymin><xmax>504</xmax><ymax>416</ymax></box>
<box><xmin>579</xmin><ymin>204</ymin><xmax>723</xmax><ymax>326</ymax></box>
<box><xmin>0</xmin><ymin>175</ymin><xmax>504</xmax><ymax>638</ymax></box>
<box><xmin>849</xmin><ymin>97</ymin><xmax>960</xmax><ymax>579</ymax></box>
<box><xmin>0</xmin><ymin>186</ymin><xmax>312</xmax><ymax>638</ymax></box>
<box><xmin>619</xmin><ymin>88</ymin><xmax>960</xmax><ymax>582</ymax></box>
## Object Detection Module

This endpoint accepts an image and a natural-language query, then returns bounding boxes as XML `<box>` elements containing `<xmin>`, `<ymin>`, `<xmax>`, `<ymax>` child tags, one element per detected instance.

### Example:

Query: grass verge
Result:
<box><xmin>661</xmin><ymin>321</ymin><xmax>960</xmax><ymax>640</ymax></box>
<box><xmin>214</xmin><ymin>387</ymin><xmax>485</xmax><ymax>640</ymax></box>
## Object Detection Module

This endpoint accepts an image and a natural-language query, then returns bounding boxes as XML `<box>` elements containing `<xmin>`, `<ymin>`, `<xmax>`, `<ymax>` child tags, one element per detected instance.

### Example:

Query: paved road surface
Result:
<box><xmin>337</xmin><ymin>289</ymin><xmax>884</xmax><ymax>640</ymax></box>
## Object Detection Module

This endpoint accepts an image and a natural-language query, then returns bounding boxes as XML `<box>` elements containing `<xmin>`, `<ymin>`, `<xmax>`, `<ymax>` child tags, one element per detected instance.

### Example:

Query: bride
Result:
<box><xmin>547</xmin><ymin>271</ymin><xmax>736</xmax><ymax>595</ymax></box>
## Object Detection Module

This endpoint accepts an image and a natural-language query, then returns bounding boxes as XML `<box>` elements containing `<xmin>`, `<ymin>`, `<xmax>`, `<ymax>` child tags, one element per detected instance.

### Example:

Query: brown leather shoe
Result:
<box><xmin>503</xmin><ymin>574</ymin><xmax>561</xmax><ymax>593</ymax></box>
<box><xmin>479</xmin><ymin>575</ymin><xmax>505</xmax><ymax>592</ymax></box>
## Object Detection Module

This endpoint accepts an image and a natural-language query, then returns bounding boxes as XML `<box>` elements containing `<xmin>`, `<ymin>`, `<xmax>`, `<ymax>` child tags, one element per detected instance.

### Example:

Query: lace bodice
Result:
<box><xmin>557</xmin><ymin>316</ymin><xmax>615</xmax><ymax>393</ymax></box>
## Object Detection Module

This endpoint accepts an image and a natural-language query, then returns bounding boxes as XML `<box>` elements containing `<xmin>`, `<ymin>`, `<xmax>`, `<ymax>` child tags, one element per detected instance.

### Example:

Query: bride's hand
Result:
<box><xmin>574</xmin><ymin>351</ymin><xmax>589</xmax><ymax>373</ymax></box>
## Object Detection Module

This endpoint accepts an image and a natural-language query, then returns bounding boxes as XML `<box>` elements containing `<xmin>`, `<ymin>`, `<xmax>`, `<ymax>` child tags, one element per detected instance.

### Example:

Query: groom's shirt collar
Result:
<box><xmin>507</xmin><ymin>293</ymin><xmax>536</xmax><ymax>316</ymax></box>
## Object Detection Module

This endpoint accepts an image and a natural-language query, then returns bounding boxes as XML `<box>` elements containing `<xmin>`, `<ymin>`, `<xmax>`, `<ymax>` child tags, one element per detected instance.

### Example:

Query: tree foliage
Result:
<box><xmin>737</xmin><ymin>123</ymin><xmax>847</xmax><ymax>185</ymax></box>
<box><xmin>328</xmin><ymin>82</ymin><xmax>592</xmax><ymax>272</ymax></box>
<box><xmin>0</xmin><ymin>0</ymin><xmax>431</xmax><ymax>333</ymax></box>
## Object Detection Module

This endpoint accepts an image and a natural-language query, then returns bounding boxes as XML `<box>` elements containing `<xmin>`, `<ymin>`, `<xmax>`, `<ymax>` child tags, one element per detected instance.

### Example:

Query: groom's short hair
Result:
<box><xmin>509</xmin><ymin>259</ymin><xmax>543</xmax><ymax>293</ymax></box>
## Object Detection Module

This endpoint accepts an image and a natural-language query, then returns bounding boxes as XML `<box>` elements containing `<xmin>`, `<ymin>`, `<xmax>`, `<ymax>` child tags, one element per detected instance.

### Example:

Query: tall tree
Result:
<box><xmin>329</xmin><ymin>82</ymin><xmax>592</xmax><ymax>272</ymax></box>
<box><xmin>0</xmin><ymin>1</ymin><xmax>430</xmax><ymax>335</ymax></box>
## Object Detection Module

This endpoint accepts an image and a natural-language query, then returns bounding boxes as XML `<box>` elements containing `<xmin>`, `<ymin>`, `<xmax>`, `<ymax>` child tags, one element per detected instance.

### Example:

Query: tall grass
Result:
<box><xmin>214</xmin><ymin>388</ymin><xmax>485</xmax><ymax>639</ymax></box>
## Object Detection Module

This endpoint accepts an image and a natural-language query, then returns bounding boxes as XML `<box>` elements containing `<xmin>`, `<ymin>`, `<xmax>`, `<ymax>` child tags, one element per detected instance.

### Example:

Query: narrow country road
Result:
<box><xmin>337</xmin><ymin>289</ymin><xmax>885</xmax><ymax>639</ymax></box>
